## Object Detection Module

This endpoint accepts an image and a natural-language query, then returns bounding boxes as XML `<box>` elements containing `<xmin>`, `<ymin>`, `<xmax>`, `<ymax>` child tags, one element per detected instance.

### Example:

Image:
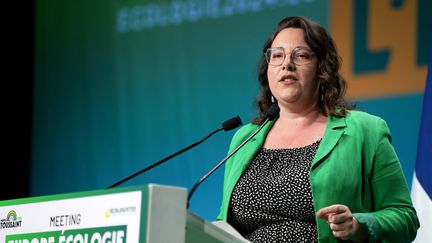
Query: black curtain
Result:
<box><xmin>2</xmin><ymin>1</ymin><xmax>33</xmax><ymax>200</ymax></box>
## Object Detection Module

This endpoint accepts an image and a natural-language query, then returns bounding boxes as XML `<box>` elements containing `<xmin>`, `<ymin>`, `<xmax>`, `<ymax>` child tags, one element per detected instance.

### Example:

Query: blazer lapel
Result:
<box><xmin>236</xmin><ymin>120</ymin><xmax>275</xmax><ymax>171</ymax></box>
<box><xmin>311</xmin><ymin>115</ymin><xmax>346</xmax><ymax>170</ymax></box>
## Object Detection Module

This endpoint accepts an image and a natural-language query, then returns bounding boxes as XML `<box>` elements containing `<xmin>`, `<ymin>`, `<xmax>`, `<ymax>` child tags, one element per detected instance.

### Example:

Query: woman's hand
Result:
<box><xmin>316</xmin><ymin>204</ymin><xmax>367</xmax><ymax>242</ymax></box>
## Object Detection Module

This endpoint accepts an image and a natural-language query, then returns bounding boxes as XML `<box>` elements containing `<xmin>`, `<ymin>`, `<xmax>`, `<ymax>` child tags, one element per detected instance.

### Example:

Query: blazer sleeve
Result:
<box><xmin>354</xmin><ymin>118</ymin><xmax>419</xmax><ymax>242</ymax></box>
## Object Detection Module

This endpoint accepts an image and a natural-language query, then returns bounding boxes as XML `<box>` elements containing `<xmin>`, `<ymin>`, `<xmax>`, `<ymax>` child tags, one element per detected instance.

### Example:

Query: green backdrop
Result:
<box><xmin>33</xmin><ymin>0</ymin><xmax>425</xmax><ymax>220</ymax></box>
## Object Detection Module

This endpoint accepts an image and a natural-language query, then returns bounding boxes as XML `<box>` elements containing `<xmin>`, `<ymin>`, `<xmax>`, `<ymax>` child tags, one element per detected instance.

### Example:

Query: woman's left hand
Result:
<box><xmin>316</xmin><ymin>204</ymin><xmax>367</xmax><ymax>242</ymax></box>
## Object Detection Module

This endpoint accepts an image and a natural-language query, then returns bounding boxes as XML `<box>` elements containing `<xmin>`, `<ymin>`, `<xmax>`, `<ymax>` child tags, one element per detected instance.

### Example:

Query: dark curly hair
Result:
<box><xmin>252</xmin><ymin>16</ymin><xmax>353</xmax><ymax>124</ymax></box>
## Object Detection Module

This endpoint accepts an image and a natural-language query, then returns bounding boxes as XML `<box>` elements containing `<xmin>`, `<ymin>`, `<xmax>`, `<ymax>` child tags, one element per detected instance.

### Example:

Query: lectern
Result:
<box><xmin>0</xmin><ymin>184</ymin><xmax>248</xmax><ymax>243</ymax></box>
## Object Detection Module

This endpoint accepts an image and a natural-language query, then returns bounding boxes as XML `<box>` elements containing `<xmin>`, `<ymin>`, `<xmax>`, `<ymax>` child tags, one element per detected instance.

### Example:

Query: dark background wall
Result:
<box><xmin>3</xmin><ymin>2</ymin><xmax>33</xmax><ymax>200</ymax></box>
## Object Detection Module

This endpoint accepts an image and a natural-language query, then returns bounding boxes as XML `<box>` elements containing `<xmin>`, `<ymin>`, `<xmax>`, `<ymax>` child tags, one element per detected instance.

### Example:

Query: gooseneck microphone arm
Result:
<box><xmin>107</xmin><ymin>116</ymin><xmax>242</xmax><ymax>189</ymax></box>
<box><xmin>187</xmin><ymin>104</ymin><xmax>280</xmax><ymax>207</ymax></box>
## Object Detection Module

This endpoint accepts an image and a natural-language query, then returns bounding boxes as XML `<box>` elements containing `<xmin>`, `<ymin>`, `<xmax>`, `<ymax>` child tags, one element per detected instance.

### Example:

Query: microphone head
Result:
<box><xmin>265</xmin><ymin>104</ymin><xmax>280</xmax><ymax>120</ymax></box>
<box><xmin>222</xmin><ymin>116</ymin><xmax>243</xmax><ymax>131</ymax></box>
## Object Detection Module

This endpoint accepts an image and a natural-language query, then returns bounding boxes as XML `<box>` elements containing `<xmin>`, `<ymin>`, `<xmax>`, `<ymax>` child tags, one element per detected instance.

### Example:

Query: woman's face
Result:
<box><xmin>267</xmin><ymin>28</ymin><xmax>319</xmax><ymax>109</ymax></box>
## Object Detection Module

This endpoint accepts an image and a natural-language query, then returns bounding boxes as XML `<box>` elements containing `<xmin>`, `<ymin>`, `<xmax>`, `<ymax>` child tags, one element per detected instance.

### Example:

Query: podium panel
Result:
<box><xmin>0</xmin><ymin>184</ymin><xmax>247</xmax><ymax>243</ymax></box>
<box><xmin>0</xmin><ymin>184</ymin><xmax>186</xmax><ymax>242</ymax></box>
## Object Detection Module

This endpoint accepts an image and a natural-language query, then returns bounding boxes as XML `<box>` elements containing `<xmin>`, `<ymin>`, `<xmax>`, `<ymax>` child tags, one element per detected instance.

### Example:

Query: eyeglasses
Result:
<box><xmin>265</xmin><ymin>47</ymin><xmax>315</xmax><ymax>66</ymax></box>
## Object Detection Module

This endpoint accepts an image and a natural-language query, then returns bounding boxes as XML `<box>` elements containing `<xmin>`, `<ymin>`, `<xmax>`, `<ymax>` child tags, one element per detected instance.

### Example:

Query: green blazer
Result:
<box><xmin>217</xmin><ymin>110</ymin><xmax>419</xmax><ymax>242</ymax></box>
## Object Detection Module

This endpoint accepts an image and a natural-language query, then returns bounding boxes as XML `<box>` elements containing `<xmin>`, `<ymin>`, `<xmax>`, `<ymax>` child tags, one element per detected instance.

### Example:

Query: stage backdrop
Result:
<box><xmin>33</xmin><ymin>0</ymin><xmax>430</xmax><ymax>220</ymax></box>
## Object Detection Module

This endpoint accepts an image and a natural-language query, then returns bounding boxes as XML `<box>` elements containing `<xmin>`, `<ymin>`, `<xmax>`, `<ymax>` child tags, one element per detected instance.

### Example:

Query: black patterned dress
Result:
<box><xmin>228</xmin><ymin>140</ymin><xmax>320</xmax><ymax>242</ymax></box>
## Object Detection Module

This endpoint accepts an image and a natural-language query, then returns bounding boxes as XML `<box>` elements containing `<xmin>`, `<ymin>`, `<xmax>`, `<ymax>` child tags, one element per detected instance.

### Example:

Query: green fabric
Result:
<box><xmin>217</xmin><ymin>110</ymin><xmax>419</xmax><ymax>242</ymax></box>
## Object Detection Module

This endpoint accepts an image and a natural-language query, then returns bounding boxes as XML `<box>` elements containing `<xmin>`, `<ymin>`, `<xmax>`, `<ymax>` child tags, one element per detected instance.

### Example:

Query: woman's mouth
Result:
<box><xmin>280</xmin><ymin>74</ymin><xmax>297</xmax><ymax>83</ymax></box>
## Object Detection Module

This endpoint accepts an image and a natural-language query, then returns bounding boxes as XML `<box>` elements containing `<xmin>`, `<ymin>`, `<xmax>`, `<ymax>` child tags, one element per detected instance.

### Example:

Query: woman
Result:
<box><xmin>217</xmin><ymin>16</ymin><xmax>419</xmax><ymax>242</ymax></box>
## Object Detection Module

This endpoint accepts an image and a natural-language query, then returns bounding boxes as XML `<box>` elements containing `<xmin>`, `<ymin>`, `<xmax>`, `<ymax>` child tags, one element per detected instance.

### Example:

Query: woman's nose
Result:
<box><xmin>282</xmin><ymin>56</ymin><xmax>296</xmax><ymax>71</ymax></box>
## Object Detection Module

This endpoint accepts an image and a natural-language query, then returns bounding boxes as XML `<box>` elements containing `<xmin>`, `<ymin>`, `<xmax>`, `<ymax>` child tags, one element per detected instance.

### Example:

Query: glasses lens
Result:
<box><xmin>292</xmin><ymin>48</ymin><xmax>314</xmax><ymax>65</ymax></box>
<box><xmin>266</xmin><ymin>48</ymin><xmax>285</xmax><ymax>66</ymax></box>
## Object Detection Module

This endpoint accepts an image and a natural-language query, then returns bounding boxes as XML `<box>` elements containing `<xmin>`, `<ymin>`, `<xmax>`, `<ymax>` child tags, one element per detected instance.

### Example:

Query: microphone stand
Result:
<box><xmin>107</xmin><ymin>116</ymin><xmax>242</xmax><ymax>189</ymax></box>
<box><xmin>107</xmin><ymin>128</ymin><xmax>223</xmax><ymax>189</ymax></box>
<box><xmin>187</xmin><ymin>118</ymin><xmax>269</xmax><ymax>207</ymax></box>
<box><xmin>187</xmin><ymin>104</ymin><xmax>280</xmax><ymax>207</ymax></box>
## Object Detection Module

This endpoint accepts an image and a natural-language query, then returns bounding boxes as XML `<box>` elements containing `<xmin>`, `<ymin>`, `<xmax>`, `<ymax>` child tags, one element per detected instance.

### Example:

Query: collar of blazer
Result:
<box><xmin>237</xmin><ymin>115</ymin><xmax>347</xmax><ymax>171</ymax></box>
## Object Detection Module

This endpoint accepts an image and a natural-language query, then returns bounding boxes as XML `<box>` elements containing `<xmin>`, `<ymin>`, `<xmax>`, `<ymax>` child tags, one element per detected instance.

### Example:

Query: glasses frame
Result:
<box><xmin>264</xmin><ymin>46</ymin><xmax>316</xmax><ymax>66</ymax></box>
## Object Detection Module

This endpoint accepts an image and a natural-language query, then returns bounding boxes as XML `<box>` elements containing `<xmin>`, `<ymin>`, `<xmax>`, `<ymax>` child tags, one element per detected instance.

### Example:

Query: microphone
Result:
<box><xmin>107</xmin><ymin>116</ymin><xmax>243</xmax><ymax>189</ymax></box>
<box><xmin>187</xmin><ymin>104</ymin><xmax>280</xmax><ymax>207</ymax></box>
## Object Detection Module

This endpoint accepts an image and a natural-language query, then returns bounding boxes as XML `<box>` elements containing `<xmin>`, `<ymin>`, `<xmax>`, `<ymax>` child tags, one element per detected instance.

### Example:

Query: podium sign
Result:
<box><xmin>0</xmin><ymin>184</ymin><xmax>187</xmax><ymax>243</ymax></box>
